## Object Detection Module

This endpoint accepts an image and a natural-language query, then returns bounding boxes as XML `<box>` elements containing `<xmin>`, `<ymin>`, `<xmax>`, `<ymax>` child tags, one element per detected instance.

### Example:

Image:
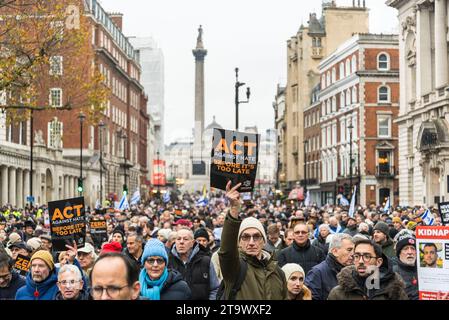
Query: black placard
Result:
<box><xmin>14</xmin><ymin>254</ymin><xmax>30</xmax><ymax>276</ymax></box>
<box><xmin>438</xmin><ymin>201</ymin><xmax>449</xmax><ymax>226</ymax></box>
<box><xmin>49</xmin><ymin>197</ymin><xmax>86</xmax><ymax>252</ymax></box>
<box><xmin>210</xmin><ymin>129</ymin><xmax>260</xmax><ymax>192</ymax></box>
<box><xmin>89</xmin><ymin>219</ymin><xmax>108</xmax><ymax>248</ymax></box>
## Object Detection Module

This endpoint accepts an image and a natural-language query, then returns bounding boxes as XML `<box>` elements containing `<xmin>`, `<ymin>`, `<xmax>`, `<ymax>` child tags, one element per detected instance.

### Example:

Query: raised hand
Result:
<box><xmin>65</xmin><ymin>240</ymin><xmax>78</xmax><ymax>264</ymax></box>
<box><xmin>225</xmin><ymin>181</ymin><xmax>241</xmax><ymax>219</ymax></box>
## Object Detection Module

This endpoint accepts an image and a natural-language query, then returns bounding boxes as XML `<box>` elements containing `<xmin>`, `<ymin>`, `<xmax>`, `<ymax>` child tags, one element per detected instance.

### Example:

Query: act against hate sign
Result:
<box><xmin>49</xmin><ymin>197</ymin><xmax>86</xmax><ymax>251</ymax></box>
<box><xmin>210</xmin><ymin>128</ymin><xmax>260</xmax><ymax>192</ymax></box>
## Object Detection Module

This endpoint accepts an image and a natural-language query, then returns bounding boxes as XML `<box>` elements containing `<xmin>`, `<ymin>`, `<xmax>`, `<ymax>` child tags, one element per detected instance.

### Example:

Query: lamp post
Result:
<box><xmin>303</xmin><ymin>139</ymin><xmax>309</xmax><ymax>195</ymax></box>
<box><xmin>348</xmin><ymin>121</ymin><xmax>354</xmax><ymax>196</ymax></box>
<box><xmin>98</xmin><ymin>120</ymin><xmax>106</xmax><ymax>205</ymax></box>
<box><xmin>234</xmin><ymin>67</ymin><xmax>250</xmax><ymax>131</ymax></box>
<box><xmin>79</xmin><ymin>112</ymin><xmax>86</xmax><ymax>196</ymax></box>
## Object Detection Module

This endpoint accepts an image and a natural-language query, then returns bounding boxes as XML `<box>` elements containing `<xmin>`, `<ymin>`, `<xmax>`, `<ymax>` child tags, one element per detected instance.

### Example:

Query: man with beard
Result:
<box><xmin>342</xmin><ymin>216</ymin><xmax>358</xmax><ymax>237</ymax></box>
<box><xmin>328</xmin><ymin>238</ymin><xmax>408</xmax><ymax>300</ymax></box>
<box><xmin>372</xmin><ymin>221</ymin><xmax>395</xmax><ymax>258</ymax></box>
<box><xmin>392</xmin><ymin>234</ymin><xmax>418</xmax><ymax>300</ymax></box>
<box><xmin>421</xmin><ymin>243</ymin><xmax>439</xmax><ymax>268</ymax></box>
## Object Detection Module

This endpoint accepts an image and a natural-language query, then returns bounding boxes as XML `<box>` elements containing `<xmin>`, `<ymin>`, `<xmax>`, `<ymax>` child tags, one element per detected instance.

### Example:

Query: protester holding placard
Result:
<box><xmin>0</xmin><ymin>252</ymin><xmax>25</xmax><ymax>300</ymax></box>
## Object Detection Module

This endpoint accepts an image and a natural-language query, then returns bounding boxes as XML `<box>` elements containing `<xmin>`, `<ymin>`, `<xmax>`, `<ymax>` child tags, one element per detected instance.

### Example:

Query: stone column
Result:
<box><xmin>17</xmin><ymin>169</ymin><xmax>23</xmax><ymax>208</ymax></box>
<box><xmin>435</xmin><ymin>0</ymin><xmax>448</xmax><ymax>88</ymax></box>
<box><xmin>416</xmin><ymin>5</ymin><xmax>432</xmax><ymax>96</ymax></box>
<box><xmin>9</xmin><ymin>167</ymin><xmax>16</xmax><ymax>207</ymax></box>
<box><xmin>1</xmin><ymin>166</ymin><xmax>8</xmax><ymax>205</ymax></box>
<box><xmin>63</xmin><ymin>175</ymin><xmax>68</xmax><ymax>198</ymax></box>
<box><xmin>23</xmin><ymin>170</ymin><xmax>30</xmax><ymax>204</ymax></box>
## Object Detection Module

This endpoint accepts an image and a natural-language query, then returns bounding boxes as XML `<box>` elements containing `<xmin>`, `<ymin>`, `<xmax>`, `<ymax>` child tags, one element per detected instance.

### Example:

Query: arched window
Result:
<box><xmin>351</xmin><ymin>55</ymin><xmax>357</xmax><ymax>73</ymax></box>
<box><xmin>340</xmin><ymin>91</ymin><xmax>345</xmax><ymax>108</ymax></box>
<box><xmin>378</xmin><ymin>86</ymin><xmax>390</xmax><ymax>103</ymax></box>
<box><xmin>345</xmin><ymin>89</ymin><xmax>351</xmax><ymax>106</ymax></box>
<box><xmin>377</xmin><ymin>53</ymin><xmax>390</xmax><ymax>70</ymax></box>
<box><xmin>326</xmin><ymin>71</ymin><xmax>331</xmax><ymax>86</ymax></box>
<box><xmin>339</xmin><ymin>62</ymin><xmax>345</xmax><ymax>80</ymax></box>
<box><xmin>332</xmin><ymin>96</ymin><xmax>337</xmax><ymax>112</ymax></box>
<box><xmin>321</xmin><ymin>75</ymin><xmax>326</xmax><ymax>89</ymax></box>
<box><xmin>345</xmin><ymin>59</ymin><xmax>351</xmax><ymax>77</ymax></box>
<box><xmin>332</xmin><ymin>67</ymin><xmax>336</xmax><ymax>83</ymax></box>
<box><xmin>352</xmin><ymin>86</ymin><xmax>357</xmax><ymax>103</ymax></box>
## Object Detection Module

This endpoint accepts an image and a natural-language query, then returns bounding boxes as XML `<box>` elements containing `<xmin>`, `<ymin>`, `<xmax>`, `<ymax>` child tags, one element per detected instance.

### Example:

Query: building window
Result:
<box><xmin>332</xmin><ymin>67</ymin><xmax>336</xmax><ymax>83</ymax></box>
<box><xmin>340</xmin><ymin>91</ymin><xmax>345</xmax><ymax>108</ymax></box>
<box><xmin>48</xmin><ymin>118</ymin><xmax>63</xmax><ymax>148</ymax></box>
<box><xmin>345</xmin><ymin>89</ymin><xmax>351</xmax><ymax>106</ymax></box>
<box><xmin>321</xmin><ymin>76</ymin><xmax>326</xmax><ymax>89</ymax></box>
<box><xmin>345</xmin><ymin>59</ymin><xmax>351</xmax><ymax>77</ymax></box>
<box><xmin>352</xmin><ymin>86</ymin><xmax>357</xmax><ymax>103</ymax></box>
<box><xmin>351</xmin><ymin>55</ymin><xmax>357</xmax><ymax>73</ymax></box>
<box><xmin>378</xmin><ymin>86</ymin><xmax>390</xmax><ymax>103</ymax></box>
<box><xmin>332</xmin><ymin>97</ymin><xmax>336</xmax><ymax>113</ymax></box>
<box><xmin>377</xmin><ymin>53</ymin><xmax>390</xmax><ymax>70</ymax></box>
<box><xmin>339</xmin><ymin>62</ymin><xmax>345</xmax><ymax>80</ymax></box>
<box><xmin>326</xmin><ymin>71</ymin><xmax>331</xmax><ymax>86</ymax></box>
<box><xmin>49</xmin><ymin>56</ymin><xmax>63</xmax><ymax>75</ymax></box>
<box><xmin>49</xmin><ymin>88</ymin><xmax>62</xmax><ymax>107</ymax></box>
<box><xmin>378</xmin><ymin>116</ymin><xmax>391</xmax><ymax>138</ymax></box>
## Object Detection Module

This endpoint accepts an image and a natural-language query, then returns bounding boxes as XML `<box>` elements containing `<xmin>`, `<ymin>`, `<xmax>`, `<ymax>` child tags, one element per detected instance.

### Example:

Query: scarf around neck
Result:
<box><xmin>139</xmin><ymin>267</ymin><xmax>169</xmax><ymax>300</ymax></box>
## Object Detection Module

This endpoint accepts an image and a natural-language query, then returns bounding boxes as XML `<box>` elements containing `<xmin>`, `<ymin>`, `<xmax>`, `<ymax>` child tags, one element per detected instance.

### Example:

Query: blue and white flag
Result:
<box><xmin>163</xmin><ymin>190</ymin><xmax>171</xmax><ymax>203</ymax></box>
<box><xmin>304</xmin><ymin>191</ymin><xmax>311</xmax><ymax>207</ymax></box>
<box><xmin>420</xmin><ymin>209</ymin><xmax>435</xmax><ymax>226</ymax></box>
<box><xmin>339</xmin><ymin>195</ymin><xmax>350</xmax><ymax>206</ymax></box>
<box><xmin>95</xmin><ymin>199</ymin><xmax>101</xmax><ymax>209</ymax></box>
<box><xmin>383</xmin><ymin>197</ymin><xmax>391</xmax><ymax>213</ymax></box>
<box><xmin>130</xmin><ymin>190</ymin><xmax>140</xmax><ymax>205</ymax></box>
<box><xmin>348</xmin><ymin>186</ymin><xmax>357</xmax><ymax>218</ymax></box>
<box><xmin>118</xmin><ymin>193</ymin><xmax>129</xmax><ymax>211</ymax></box>
<box><xmin>196</xmin><ymin>196</ymin><xmax>208</xmax><ymax>207</ymax></box>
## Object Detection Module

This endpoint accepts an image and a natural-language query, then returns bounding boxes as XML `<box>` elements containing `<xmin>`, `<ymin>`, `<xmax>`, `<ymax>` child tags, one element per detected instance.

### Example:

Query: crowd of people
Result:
<box><xmin>0</xmin><ymin>182</ymin><xmax>444</xmax><ymax>300</ymax></box>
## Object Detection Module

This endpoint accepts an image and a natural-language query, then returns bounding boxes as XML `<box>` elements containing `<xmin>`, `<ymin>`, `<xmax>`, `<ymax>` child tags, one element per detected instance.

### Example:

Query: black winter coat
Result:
<box><xmin>305</xmin><ymin>254</ymin><xmax>345</xmax><ymax>300</ymax></box>
<box><xmin>0</xmin><ymin>271</ymin><xmax>25</xmax><ymax>300</ymax></box>
<box><xmin>392</xmin><ymin>259</ymin><xmax>418</xmax><ymax>300</ymax></box>
<box><xmin>277</xmin><ymin>240</ymin><xmax>326</xmax><ymax>275</ymax></box>
<box><xmin>158</xmin><ymin>269</ymin><xmax>191</xmax><ymax>300</ymax></box>
<box><xmin>311</xmin><ymin>235</ymin><xmax>329</xmax><ymax>256</ymax></box>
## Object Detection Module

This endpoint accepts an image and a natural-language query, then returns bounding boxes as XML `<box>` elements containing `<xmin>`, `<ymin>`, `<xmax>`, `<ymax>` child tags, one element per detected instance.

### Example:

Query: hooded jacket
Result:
<box><xmin>381</xmin><ymin>238</ymin><xmax>395</xmax><ymax>258</ymax></box>
<box><xmin>0</xmin><ymin>270</ymin><xmax>26</xmax><ymax>300</ymax></box>
<box><xmin>327</xmin><ymin>256</ymin><xmax>409</xmax><ymax>300</ymax></box>
<box><xmin>15</xmin><ymin>269</ymin><xmax>59</xmax><ymax>300</ymax></box>
<box><xmin>277</xmin><ymin>239</ymin><xmax>325</xmax><ymax>275</ymax></box>
<box><xmin>305</xmin><ymin>253</ymin><xmax>345</xmax><ymax>300</ymax></box>
<box><xmin>219</xmin><ymin>214</ymin><xmax>287</xmax><ymax>300</ymax></box>
<box><xmin>168</xmin><ymin>242</ymin><xmax>219</xmax><ymax>300</ymax></box>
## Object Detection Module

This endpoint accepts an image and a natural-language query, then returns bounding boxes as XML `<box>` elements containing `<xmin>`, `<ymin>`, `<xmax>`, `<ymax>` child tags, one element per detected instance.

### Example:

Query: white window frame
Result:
<box><xmin>378</xmin><ymin>116</ymin><xmax>391</xmax><ymax>138</ymax></box>
<box><xmin>339</xmin><ymin>62</ymin><xmax>345</xmax><ymax>80</ymax></box>
<box><xmin>345</xmin><ymin>58</ymin><xmax>351</xmax><ymax>77</ymax></box>
<box><xmin>378</xmin><ymin>85</ymin><xmax>391</xmax><ymax>103</ymax></box>
<box><xmin>352</xmin><ymin>86</ymin><xmax>357</xmax><ymax>104</ymax></box>
<box><xmin>48</xmin><ymin>118</ymin><xmax>63</xmax><ymax>148</ymax></box>
<box><xmin>49</xmin><ymin>88</ymin><xmax>62</xmax><ymax>108</ymax></box>
<box><xmin>377</xmin><ymin>52</ymin><xmax>390</xmax><ymax>71</ymax></box>
<box><xmin>351</xmin><ymin>55</ymin><xmax>357</xmax><ymax>73</ymax></box>
<box><xmin>49</xmin><ymin>56</ymin><xmax>63</xmax><ymax>76</ymax></box>
<box><xmin>332</xmin><ymin>67</ymin><xmax>336</xmax><ymax>83</ymax></box>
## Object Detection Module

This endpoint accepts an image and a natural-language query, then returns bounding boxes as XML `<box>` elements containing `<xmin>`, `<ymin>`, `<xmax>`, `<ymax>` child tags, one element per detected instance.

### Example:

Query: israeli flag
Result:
<box><xmin>196</xmin><ymin>196</ymin><xmax>208</xmax><ymax>207</ymax></box>
<box><xmin>163</xmin><ymin>190</ymin><xmax>171</xmax><ymax>203</ymax></box>
<box><xmin>348</xmin><ymin>186</ymin><xmax>357</xmax><ymax>218</ymax></box>
<box><xmin>242</xmin><ymin>192</ymin><xmax>252</xmax><ymax>201</ymax></box>
<box><xmin>130</xmin><ymin>190</ymin><xmax>141</xmax><ymax>205</ymax></box>
<box><xmin>340</xmin><ymin>195</ymin><xmax>350</xmax><ymax>206</ymax></box>
<box><xmin>420</xmin><ymin>209</ymin><xmax>435</xmax><ymax>226</ymax></box>
<box><xmin>118</xmin><ymin>193</ymin><xmax>130</xmax><ymax>211</ymax></box>
<box><xmin>95</xmin><ymin>199</ymin><xmax>101</xmax><ymax>209</ymax></box>
<box><xmin>304</xmin><ymin>191</ymin><xmax>311</xmax><ymax>207</ymax></box>
<box><xmin>383</xmin><ymin>197</ymin><xmax>391</xmax><ymax>213</ymax></box>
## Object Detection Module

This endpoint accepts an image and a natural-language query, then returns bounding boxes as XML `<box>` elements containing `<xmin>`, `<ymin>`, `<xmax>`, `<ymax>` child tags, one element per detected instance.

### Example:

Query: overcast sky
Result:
<box><xmin>99</xmin><ymin>0</ymin><xmax>398</xmax><ymax>145</ymax></box>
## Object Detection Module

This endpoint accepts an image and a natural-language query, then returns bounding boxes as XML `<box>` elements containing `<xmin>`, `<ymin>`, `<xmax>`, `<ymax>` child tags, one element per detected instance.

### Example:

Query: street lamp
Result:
<box><xmin>234</xmin><ymin>67</ymin><xmax>250</xmax><ymax>131</ymax></box>
<box><xmin>78</xmin><ymin>112</ymin><xmax>86</xmax><ymax>195</ymax></box>
<box><xmin>303</xmin><ymin>139</ymin><xmax>309</xmax><ymax>195</ymax></box>
<box><xmin>98</xmin><ymin>120</ymin><xmax>106</xmax><ymax>205</ymax></box>
<box><xmin>348</xmin><ymin>120</ymin><xmax>354</xmax><ymax>196</ymax></box>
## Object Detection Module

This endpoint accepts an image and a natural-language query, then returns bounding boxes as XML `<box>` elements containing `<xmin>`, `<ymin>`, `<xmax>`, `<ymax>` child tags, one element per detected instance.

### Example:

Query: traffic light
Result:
<box><xmin>77</xmin><ymin>178</ymin><xmax>83</xmax><ymax>193</ymax></box>
<box><xmin>123</xmin><ymin>184</ymin><xmax>128</xmax><ymax>195</ymax></box>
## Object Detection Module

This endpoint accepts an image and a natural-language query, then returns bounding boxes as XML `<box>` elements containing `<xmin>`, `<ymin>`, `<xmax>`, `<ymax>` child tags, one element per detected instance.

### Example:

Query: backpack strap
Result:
<box><xmin>228</xmin><ymin>258</ymin><xmax>248</xmax><ymax>300</ymax></box>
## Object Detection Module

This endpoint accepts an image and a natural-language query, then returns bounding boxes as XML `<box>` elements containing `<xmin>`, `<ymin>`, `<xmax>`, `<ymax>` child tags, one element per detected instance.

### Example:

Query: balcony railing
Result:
<box><xmin>376</xmin><ymin>165</ymin><xmax>395</xmax><ymax>178</ymax></box>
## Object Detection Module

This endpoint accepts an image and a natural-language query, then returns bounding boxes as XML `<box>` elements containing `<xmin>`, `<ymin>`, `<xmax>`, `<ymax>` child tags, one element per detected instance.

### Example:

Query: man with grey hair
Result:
<box><xmin>305</xmin><ymin>233</ymin><xmax>355</xmax><ymax>300</ymax></box>
<box><xmin>312</xmin><ymin>224</ymin><xmax>330</xmax><ymax>256</ymax></box>
<box><xmin>55</xmin><ymin>264</ymin><xmax>89</xmax><ymax>300</ymax></box>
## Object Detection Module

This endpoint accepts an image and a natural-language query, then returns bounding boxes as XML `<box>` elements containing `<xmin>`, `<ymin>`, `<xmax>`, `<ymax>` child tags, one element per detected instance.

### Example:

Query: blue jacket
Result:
<box><xmin>15</xmin><ymin>269</ymin><xmax>59</xmax><ymax>300</ymax></box>
<box><xmin>304</xmin><ymin>254</ymin><xmax>344</xmax><ymax>300</ymax></box>
<box><xmin>0</xmin><ymin>271</ymin><xmax>26</xmax><ymax>300</ymax></box>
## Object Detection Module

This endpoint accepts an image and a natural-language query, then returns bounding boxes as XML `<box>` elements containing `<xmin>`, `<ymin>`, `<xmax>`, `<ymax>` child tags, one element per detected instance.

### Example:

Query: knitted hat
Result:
<box><xmin>281</xmin><ymin>263</ymin><xmax>305</xmax><ymax>281</ymax></box>
<box><xmin>141</xmin><ymin>238</ymin><xmax>168</xmax><ymax>265</ymax></box>
<box><xmin>395</xmin><ymin>234</ymin><xmax>416</xmax><ymax>258</ymax></box>
<box><xmin>392</xmin><ymin>217</ymin><xmax>402</xmax><ymax>224</ymax></box>
<box><xmin>30</xmin><ymin>250</ymin><xmax>54</xmax><ymax>271</ymax></box>
<box><xmin>238</xmin><ymin>217</ymin><xmax>267</xmax><ymax>243</ymax></box>
<box><xmin>373</xmin><ymin>221</ymin><xmax>390</xmax><ymax>237</ymax></box>
<box><xmin>101</xmin><ymin>241</ymin><xmax>123</xmax><ymax>255</ymax></box>
<box><xmin>194</xmin><ymin>228</ymin><xmax>210</xmax><ymax>241</ymax></box>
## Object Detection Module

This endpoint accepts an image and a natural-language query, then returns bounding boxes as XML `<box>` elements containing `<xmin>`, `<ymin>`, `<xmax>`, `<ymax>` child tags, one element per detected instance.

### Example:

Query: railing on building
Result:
<box><xmin>375</xmin><ymin>165</ymin><xmax>395</xmax><ymax>178</ymax></box>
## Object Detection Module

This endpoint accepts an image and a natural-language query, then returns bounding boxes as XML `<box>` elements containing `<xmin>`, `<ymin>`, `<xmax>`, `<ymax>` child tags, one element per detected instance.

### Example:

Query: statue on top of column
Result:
<box><xmin>196</xmin><ymin>25</ymin><xmax>204</xmax><ymax>49</ymax></box>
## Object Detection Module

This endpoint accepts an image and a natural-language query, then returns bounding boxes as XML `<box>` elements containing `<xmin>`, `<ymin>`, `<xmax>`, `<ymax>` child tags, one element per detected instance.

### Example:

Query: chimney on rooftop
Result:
<box><xmin>108</xmin><ymin>12</ymin><xmax>123</xmax><ymax>31</ymax></box>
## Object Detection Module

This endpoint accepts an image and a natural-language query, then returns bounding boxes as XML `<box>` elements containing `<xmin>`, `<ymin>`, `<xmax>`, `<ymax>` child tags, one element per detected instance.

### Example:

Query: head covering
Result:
<box><xmin>30</xmin><ymin>250</ymin><xmax>54</xmax><ymax>271</ymax></box>
<box><xmin>7</xmin><ymin>232</ymin><xmax>22</xmax><ymax>247</ymax></box>
<box><xmin>392</xmin><ymin>217</ymin><xmax>402</xmax><ymax>224</ymax></box>
<box><xmin>78</xmin><ymin>243</ymin><xmax>96</xmax><ymax>255</ymax></box>
<box><xmin>238</xmin><ymin>217</ymin><xmax>267</xmax><ymax>243</ymax></box>
<box><xmin>141</xmin><ymin>238</ymin><xmax>168</xmax><ymax>265</ymax></box>
<box><xmin>27</xmin><ymin>237</ymin><xmax>42</xmax><ymax>251</ymax></box>
<box><xmin>101</xmin><ymin>241</ymin><xmax>123</xmax><ymax>255</ymax></box>
<box><xmin>173</xmin><ymin>219</ymin><xmax>193</xmax><ymax>228</ymax></box>
<box><xmin>194</xmin><ymin>228</ymin><xmax>210</xmax><ymax>241</ymax></box>
<box><xmin>9</xmin><ymin>241</ymin><xmax>32</xmax><ymax>252</ymax></box>
<box><xmin>157</xmin><ymin>229</ymin><xmax>172</xmax><ymax>242</ymax></box>
<box><xmin>112</xmin><ymin>228</ymin><xmax>125</xmax><ymax>239</ymax></box>
<box><xmin>40</xmin><ymin>234</ymin><xmax>52</xmax><ymax>242</ymax></box>
<box><xmin>281</xmin><ymin>263</ymin><xmax>305</xmax><ymax>281</ymax></box>
<box><xmin>24</xmin><ymin>220</ymin><xmax>36</xmax><ymax>229</ymax></box>
<box><xmin>396</xmin><ymin>234</ymin><xmax>416</xmax><ymax>258</ymax></box>
<box><xmin>373</xmin><ymin>221</ymin><xmax>390</xmax><ymax>237</ymax></box>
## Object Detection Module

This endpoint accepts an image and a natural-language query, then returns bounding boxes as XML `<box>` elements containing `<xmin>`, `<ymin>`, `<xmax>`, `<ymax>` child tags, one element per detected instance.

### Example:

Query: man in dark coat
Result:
<box><xmin>0</xmin><ymin>252</ymin><xmax>26</xmax><ymax>300</ymax></box>
<box><xmin>328</xmin><ymin>238</ymin><xmax>408</xmax><ymax>300</ymax></box>
<box><xmin>311</xmin><ymin>224</ymin><xmax>330</xmax><ymax>256</ymax></box>
<box><xmin>278</xmin><ymin>222</ymin><xmax>325</xmax><ymax>275</ymax></box>
<box><xmin>305</xmin><ymin>233</ymin><xmax>354</xmax><ymax>300</ymax></box>
<box><xmin>342</xmin><ymin>216</ymin><xmax>358</xmax><ymax>237</ymax></box>
<box><xmin>392</xmin><ymin>234</ymin><xmax>418</xmax><ymax>300</ymax></box>
<box><xmin>372</xmin><ymin>221</ymin><xmax>395</xmax><ymax>258</ymax></box>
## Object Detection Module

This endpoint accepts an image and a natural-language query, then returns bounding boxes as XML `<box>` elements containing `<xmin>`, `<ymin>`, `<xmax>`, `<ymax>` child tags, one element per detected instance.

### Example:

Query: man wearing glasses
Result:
<box><xmin>219</xmin><ymin>181</ymin><xmax>287</xmax><ymax>300</ymax></box>
<box><xmin>90</xmin><ymin>252</ymin><xmax>141</xmax><ymax>300</ymax></box>
<box><xmin>55</xmin><ymin>264</ymin><xmax>89</xmax><ymax>300</ymax></box>
<box><xmin>328</xmin><ymin>238</ymin><xmax>408</xmax><ymax>300</ymax></box>
<box><xmin>0</xmin><ymin>252</ymin><xmax>25</xmax><ymax>300</ymax></box>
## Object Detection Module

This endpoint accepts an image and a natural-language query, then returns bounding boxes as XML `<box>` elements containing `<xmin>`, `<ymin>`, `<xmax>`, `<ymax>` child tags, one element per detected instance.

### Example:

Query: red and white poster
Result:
<box><xmin>415</xmin><ymin>226</ymin><xmax>449</xmax><ymax>300</ymax></box>
<box><xmin>152</xmin><ymin>160</ymin><xmax>166</xmax><ymax>186</ymax></box>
